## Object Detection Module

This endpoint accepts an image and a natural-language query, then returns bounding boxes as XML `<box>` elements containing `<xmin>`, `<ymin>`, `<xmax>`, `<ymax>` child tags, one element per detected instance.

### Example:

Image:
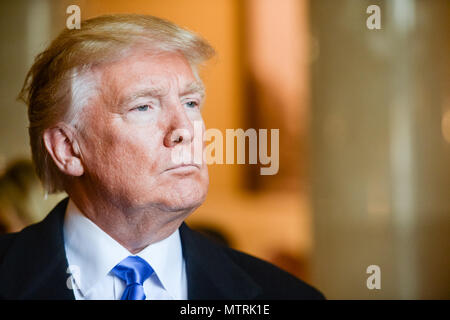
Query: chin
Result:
<box><xmin>141</xmin><ymin>180</ymin><xmax>208</xmax><ymax>213</ymax></box>
<box><xmin>123</xmin><ymin>169</ymin><xmax>209</xmax><ymax>212</ymax></box>
<box><xmin>152</xmin><ymin>195</ymin><xmax>205</xmax><ymax>213</ymax></box>
<box><xmin>161</xmin><ymin>171</ymin><xmax>209</xmax><ymax>210</ymax></box>
<box><xmin>168</xmin><ymin>185</ymin><xmax>208</xmax><ymax>212</ymax></box>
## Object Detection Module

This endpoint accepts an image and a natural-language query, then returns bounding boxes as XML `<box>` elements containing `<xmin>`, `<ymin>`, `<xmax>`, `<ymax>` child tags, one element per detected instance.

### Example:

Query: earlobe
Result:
<box><xmin>43</xmin><ymin>125</ymin><xmax>84</xmax><ymax>177</ymax></box>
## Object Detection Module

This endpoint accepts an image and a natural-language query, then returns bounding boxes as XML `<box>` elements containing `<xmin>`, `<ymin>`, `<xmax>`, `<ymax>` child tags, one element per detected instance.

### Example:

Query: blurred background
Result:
<box><xmin>0</xmin><ymin>0</ymin><xmax>449</xmax><ymax>299</ymax></box>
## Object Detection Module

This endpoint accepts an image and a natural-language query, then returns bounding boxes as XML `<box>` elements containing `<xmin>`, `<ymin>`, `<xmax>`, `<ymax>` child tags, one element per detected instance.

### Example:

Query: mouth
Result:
<box><xmin>164</xmin><ymin>163</ymin><xmax>201</xmax><ymax>173</ymax></box>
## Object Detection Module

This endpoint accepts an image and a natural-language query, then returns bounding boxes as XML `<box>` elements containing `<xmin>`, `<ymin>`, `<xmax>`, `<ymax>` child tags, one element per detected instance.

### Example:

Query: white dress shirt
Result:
<box><xmin>63</xmin><ymin>199</ymin><xmax>188</xmax><ymax>300</ymax></box>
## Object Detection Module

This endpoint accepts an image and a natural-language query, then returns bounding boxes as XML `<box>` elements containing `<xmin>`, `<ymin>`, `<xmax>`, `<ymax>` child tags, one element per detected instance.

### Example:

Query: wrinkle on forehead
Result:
<box><xmin>94</xmin><ymin>55</ymin><xmax>204</xmax><ymax>113</ymax></box>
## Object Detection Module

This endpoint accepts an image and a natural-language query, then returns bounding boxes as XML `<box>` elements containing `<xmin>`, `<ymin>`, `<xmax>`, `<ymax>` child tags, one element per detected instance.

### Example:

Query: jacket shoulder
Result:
<box><xmin>192</xmin><ymin>228</ymin><xmax>325</xmax><ymax>300</ymax></box>
<box><xmin>0</xmin><ymin>232</ymin><xmax>18</xmax><ymax>264</ymax></box>
<box><xmin>181</xmin><ymin>223</ymin><xmax>325</xmax><ymax>300</ymax></box>
<box><xmin>223</xmin><ymin>246</ymin><xmax>325</xmax><ymax>299</ymax></box>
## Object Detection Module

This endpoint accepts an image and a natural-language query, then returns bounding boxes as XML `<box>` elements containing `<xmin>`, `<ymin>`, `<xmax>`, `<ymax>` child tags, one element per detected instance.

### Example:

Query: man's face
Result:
<box><xmin>77</xmin><ymin>50</ymin><xmax>209</xmax><ymax>212</ymax></box>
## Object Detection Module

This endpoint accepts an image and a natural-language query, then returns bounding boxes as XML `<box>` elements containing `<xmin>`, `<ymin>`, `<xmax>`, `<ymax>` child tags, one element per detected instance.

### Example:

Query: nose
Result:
<box><xmin>163</xmin><ymin>106</ymin><xmax>194</xmax><ymax>148</ymax></box>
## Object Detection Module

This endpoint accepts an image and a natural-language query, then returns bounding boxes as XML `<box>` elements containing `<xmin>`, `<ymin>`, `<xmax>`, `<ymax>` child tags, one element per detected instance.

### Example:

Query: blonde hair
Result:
<box><xmin>18</xmin><ymin>14</ymin><xmax>215</xmax><ymax>194</ymax></box>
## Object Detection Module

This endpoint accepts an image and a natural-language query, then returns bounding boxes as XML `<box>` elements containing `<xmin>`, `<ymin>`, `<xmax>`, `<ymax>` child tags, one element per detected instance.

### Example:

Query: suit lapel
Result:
<box><xmin>0</xmin><ymin>198</ymin><xmax>74</xmax><ymax>300</ymax></box>
<box><xmin>179</xmin><ymin>223</ymin><xmax>262</xmax><ymax>299</ymax></box>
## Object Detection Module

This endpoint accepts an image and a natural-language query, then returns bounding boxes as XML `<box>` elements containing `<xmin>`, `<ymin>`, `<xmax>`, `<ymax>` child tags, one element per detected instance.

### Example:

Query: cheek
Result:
<box><xmin>82</xmin><ymin>123</ymin><xmax>164</xmax><ymax>180</ymax></box>
<box><xmin>112</xmin><ymin>133</ymin><xmax>163</xmax><ymax>174</ymax></box>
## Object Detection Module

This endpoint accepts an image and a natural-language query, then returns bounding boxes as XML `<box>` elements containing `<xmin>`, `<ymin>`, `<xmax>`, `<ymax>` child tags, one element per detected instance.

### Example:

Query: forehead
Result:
<box><xmin>97</xmin><ymin>50</ymin><xmax>199</xmax><ymax>101</ymax></box>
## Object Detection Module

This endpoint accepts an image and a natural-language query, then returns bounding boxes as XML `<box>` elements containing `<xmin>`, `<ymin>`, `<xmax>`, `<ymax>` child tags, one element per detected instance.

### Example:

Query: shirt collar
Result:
<box><xmin>63</xmin><ymin>198</ymin><xmax>184</xmax><ymax>299</ymax></box>
<box><xmin>136</xmin><ymin>227</ymin><xmax>185</xmax><ymax>299</ymax></box>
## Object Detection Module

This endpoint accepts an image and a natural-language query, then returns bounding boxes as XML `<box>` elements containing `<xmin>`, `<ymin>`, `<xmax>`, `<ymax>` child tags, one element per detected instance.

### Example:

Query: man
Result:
<box><xmin>0</xmin><ymin>14</ymin><xmax>324</xmax><ymax>300</ymax></box>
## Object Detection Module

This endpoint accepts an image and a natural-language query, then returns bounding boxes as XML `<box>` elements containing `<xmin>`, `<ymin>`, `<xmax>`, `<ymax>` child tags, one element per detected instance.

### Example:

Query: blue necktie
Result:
<box><xmin>111</xmin><ymin>256</ymin><xmax>154</xmax><ymax>300</ymax></box>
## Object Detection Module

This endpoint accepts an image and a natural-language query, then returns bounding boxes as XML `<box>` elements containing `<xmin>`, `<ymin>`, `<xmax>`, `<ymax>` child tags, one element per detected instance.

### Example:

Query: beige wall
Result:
<box><xmin>0</xmin><ymin>0</ymin><xmax>67</xmax><ymax>215</ymax></box>
<box><xmin>310</xmin><ymin>0</ymin><xmax>450</xmax><ymax>299</ymax></box>
<box><xmin>0</xmin><ymin>0</ymin><xmax>31</xmax><ymax>167</ymax></box>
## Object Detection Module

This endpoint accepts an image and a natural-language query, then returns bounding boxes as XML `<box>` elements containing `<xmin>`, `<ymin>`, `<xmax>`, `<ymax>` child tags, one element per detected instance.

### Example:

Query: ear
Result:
<box><xmin>42</xmin><ymin>124</ymin><xmax>84</xmax><ymax>177</ymax></box>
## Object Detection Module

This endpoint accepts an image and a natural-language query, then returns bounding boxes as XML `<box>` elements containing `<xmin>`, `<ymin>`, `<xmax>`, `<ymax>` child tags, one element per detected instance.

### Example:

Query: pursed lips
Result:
<box><xmin>164</xmin><ymin>163</ymin><xmax>201</xmax><ymax>172</ymax></box>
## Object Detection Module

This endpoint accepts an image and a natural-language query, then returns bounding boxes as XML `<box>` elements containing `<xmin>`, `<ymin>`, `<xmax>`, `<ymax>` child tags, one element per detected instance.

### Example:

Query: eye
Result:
<box><xmin>184</xmin><ymin>101</ymin><xmax>198</xmax><ymax>109</ymax></box>
<box><xmin>134</xmin><ymin>105</ymin><xmax>150</xmax><ymax>111</ymax></box>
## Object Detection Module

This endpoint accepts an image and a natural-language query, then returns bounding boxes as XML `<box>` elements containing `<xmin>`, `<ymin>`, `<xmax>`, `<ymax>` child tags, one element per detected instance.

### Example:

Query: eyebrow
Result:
<box><xmin>119</xmin><ymin>87</ymin><xmax>166</xmax><ymax>108</ymax></box>
<box><xmin>180</xmin><ymin>81</ymin><xmax>205</xmax><ymax>98</ymax></box>
<box><xmin>118</xmin><ymin>81</ymin><xmax>205</xmax><ymax>109</ymax></box>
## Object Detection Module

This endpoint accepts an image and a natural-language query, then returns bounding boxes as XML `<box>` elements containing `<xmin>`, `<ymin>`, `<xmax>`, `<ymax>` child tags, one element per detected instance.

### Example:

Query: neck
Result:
<box><xmin>65</xmin><ymin>183</ymin><xmax>192</xmax><ymax>254</ymax></box>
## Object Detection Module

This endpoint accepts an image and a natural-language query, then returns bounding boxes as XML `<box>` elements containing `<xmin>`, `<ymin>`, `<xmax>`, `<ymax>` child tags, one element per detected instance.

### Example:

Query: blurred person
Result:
<box><xmin>0</xmin><ymin>14</ymin><xmax>324</xmax><ymax>300</ymax></box>
<box><xmin>0</xmin><ymin>159</ymin><xmax>47</xmax><ymax>233</ymax></box>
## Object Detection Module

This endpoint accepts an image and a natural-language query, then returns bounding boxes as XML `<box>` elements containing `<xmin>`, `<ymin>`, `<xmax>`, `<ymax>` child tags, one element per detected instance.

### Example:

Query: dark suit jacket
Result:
<box><xmin>0</xmin><ymin>198</ymin><xmax>324</xmax><ymax>300</ymax></box>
